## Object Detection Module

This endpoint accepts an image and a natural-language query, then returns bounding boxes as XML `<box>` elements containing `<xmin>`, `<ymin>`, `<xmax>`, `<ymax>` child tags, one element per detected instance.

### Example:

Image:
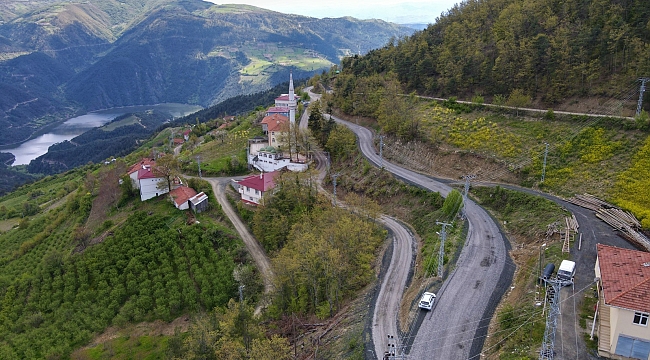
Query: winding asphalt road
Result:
<box><xmin>332</xmin><ymin>115</ymin><xmax>514</xmax><ymax>359</ymax></box>
<box><xmin>303</xmin><ymin>89</ymin><xmax>419</xmax><ymax>359</ymax></box>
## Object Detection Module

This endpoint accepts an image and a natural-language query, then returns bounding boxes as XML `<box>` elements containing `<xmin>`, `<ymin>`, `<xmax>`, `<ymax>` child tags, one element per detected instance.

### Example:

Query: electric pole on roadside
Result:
<box><xmin>462</xmin><ymin>175</ymin><xmax>476</xmax><ymax>218</ymax></box>
<box><xmin>331</xmin><ymin>173</ymin><xmax>340</xmax><ymax>207</ymax></box>
<box><xmin>379</xmin><ymin>135</ymin><xmax>384</xmax><ymax>169</ymax></box>
<box><xmin>170</xmin><ymin>129</ymin><xmax>174</xmax><ymax>148</ymax></box>
<box><xmin>539</xmin><ymin>280</ymin><xmax>561</xmax><ymax>360</ymax></box>
<box><xmin>196</xmin><ymin>155</ymin><xmax>202</xmax><ymax>178</ymax></box>
<box><xmin>436</xmin><ymin>221</ymin><xmax>452</xmax><ymax>278</ymax></box>
<box><xmin>637</xmin><ymin>77</ymin><xmax>649</xmax><ymax>116</ymax></box>
<box><xmin>541</xmin><ymin>143</ymin><xmax>549</xmax><ymax>183</ymax></box>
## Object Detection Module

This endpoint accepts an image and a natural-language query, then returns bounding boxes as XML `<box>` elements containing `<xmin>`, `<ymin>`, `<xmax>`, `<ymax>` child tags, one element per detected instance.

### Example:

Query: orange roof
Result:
<box><xmin>597</xmin><ymin>244</ymin><xmax>650</xmax><ymax>313</ymax></box>
<box><xmin>261</xmin><ymin>113</ymin><xmax>288</xmax><ymax>125</ymax></box>
<box><xmin>127</xmin><ymin>158</ymin><xmax>155</xmax><ymax>175</ymax></box>
<box><xmin>169</xmin><ymin>186</ymin><xmax>197</xmax><ymax>207</ymax></box>
<box><xmin>265</xmin><ymin>115</ymin><xmax>289</xmax><ymax>133</ymax></box>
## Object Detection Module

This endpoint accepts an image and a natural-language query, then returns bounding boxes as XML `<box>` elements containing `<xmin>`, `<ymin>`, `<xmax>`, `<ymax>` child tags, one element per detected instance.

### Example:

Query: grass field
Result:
<box><xmin>101</xmin><ymin>115</ymin><xmax>140</xmax><ymax>132</ymax></box>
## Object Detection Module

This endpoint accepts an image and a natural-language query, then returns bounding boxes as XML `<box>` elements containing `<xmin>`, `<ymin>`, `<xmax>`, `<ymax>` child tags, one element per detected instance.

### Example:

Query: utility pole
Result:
<box><xmin>637</xmin><ymin>77</ymin><xmax>649</xmax><ymax>116</ymax></box>
<box><xmin>196</xmin><ymin>155</ymin><xmax>202</xmax><ymax>178</ymax></box>
<box><xmin>379</xmin><ymin>135</ymin><xmax>384</xmax><ymax>169</ymax></box>
<box><xmin>539</xmin><ymin>280</ymin><xmax>561</xmax><ymax>360</ymax></box>
<box><xmin>238</xmin><ymin>285</ymin><xmax>245</xmax><ymax>302</ymax></box>
<box><xmin>169</xmin><ymin>129</ymin><xmax>174</xmax><ymax>149</ymax></box>
<box><xmin>436</xmin><ymin>221</ymin><xmax>452</xmax><ymax>278</ymax></box>
<box><xmin>331</xmin><ymin>173</ymin><xmax>340</xmax><ymax>207</ymax></box>
<box><xmin>462</xmin><ymin>175</ymin><xmax>476</xmax><ymax>218</ymax></box>
<box><xmin>541</xmin><ymin>143</ymin><xmax>549</xmax><ymax>183</ymax></box>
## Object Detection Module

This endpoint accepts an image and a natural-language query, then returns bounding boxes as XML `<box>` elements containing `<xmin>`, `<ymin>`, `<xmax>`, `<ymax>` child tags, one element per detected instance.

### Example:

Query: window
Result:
<box><xmin>615</xmin><ymin>335</ymin><xmax>650</xmax><ymax>359</ymax></box>
<box><xmin>633</xmin><ymin>312</ymin><xmax>649</xmax><ymax>326</ymax></box>
<box><xmin>255</xmin><ymin>190</ymin><xmax>260</xmax><ymax>195</ymax></box>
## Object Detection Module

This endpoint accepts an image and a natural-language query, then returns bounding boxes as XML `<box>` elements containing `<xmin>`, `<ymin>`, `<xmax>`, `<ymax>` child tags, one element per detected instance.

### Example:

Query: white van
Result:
<box><xmin>419</xmin><ymin>292</ymin><xmax>436</xmax><ymax>310</ymax></box>
<box><xmin>557</xmin><ymin>260</ymin><xmax>576</xmax><ymax>284</ymax></box>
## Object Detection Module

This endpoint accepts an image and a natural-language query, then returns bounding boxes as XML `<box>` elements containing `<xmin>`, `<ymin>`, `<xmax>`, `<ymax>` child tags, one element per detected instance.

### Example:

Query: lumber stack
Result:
<box><xmin>567</xmin><ymin>193</ymin><xmax>650</xmax><ymax>251</ymax></box>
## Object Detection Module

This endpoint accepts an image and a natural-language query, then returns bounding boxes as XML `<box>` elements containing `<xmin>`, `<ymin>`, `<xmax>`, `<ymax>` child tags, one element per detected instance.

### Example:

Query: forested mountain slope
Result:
<box><xmin>0</xmin><ymin>0</ymin><xmax>413</xmax><ymax>146</ymax></box>
<box><xmin>342</xmin><ymin>0</ymin><xmax>650</xmax><ymax>108</ymax></box>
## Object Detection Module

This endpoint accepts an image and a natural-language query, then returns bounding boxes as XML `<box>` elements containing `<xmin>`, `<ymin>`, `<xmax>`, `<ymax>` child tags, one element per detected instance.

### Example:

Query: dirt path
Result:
<box><xmin>203</xmin><ymin>177</ymin><xmax>275</xmax><ymax>311</ymax></box>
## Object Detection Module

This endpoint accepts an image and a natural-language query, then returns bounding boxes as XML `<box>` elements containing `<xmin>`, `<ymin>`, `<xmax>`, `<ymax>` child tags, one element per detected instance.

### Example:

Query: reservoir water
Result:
<box><xmin>5</xmin><ymin>103</ymin><xmax>202</xmax><ymax>166</ymax></box>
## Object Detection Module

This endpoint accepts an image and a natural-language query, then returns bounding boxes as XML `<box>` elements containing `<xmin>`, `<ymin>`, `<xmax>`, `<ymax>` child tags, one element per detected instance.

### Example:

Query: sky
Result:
<box><xmin>204</xmin><ymin>0</ymin><xmax>460</xmax><ymax>24</ymax></box>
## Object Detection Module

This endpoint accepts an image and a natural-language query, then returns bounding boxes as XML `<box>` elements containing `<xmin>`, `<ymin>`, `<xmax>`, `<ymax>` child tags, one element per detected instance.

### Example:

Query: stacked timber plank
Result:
<box><xmin>566</xmin><ymin>193</ymin><xmax>650</xmax><ymax>251</ymax></box>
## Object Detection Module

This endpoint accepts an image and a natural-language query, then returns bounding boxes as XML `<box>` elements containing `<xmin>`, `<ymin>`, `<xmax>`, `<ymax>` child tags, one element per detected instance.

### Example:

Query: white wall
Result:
<box><xmin>140</xmin><ymin>177</ymin><xmax>168</xmax><ymax>201</ymax></box>
<box><xmin>239</xmin><ymin>185</ymin><xmax>263</xmax><ymax>205</ymax></box>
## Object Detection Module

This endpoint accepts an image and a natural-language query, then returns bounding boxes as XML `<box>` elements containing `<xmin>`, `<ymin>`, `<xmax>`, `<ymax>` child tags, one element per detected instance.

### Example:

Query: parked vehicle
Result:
<box><xmin>557</xmin><ymin>260</ymin><xmax>576</xmax><ymax>284</ymax></box>
<box><xmin>419</xmin><ymin>292</ymin><xmax>436</xmax><ymax>310</ymax></box>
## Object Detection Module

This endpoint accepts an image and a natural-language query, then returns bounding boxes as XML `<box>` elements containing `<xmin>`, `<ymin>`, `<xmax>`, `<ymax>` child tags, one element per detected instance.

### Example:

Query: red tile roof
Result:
<box><xmin>275</xmin><ymin>95</ymin><xmax>290</xmax><ymax>101</ymax></box>
<box><xmin>597</xmin><ymin>243</ymin><xmax>650</xmax><ymax>313</ymax></box>
<box><xmin>261</xmin><ymin>113</ymin><xmax>289</xmax><ymax>124</ymax></box>
<box><xmin>127</xmin><ymin>158</ymin><xmax>155</xmax><ymax>175</ymax></box>
<box><xmin>266</xmin><ymin>115</ymin><xmax>289</xmax><ymax>133</ymax></box>
<box><xmin>137</xmin><ymin>167</ymin><xmax>164</xmax><ymax>180</ymax></box>
<box><xmin>169</xmin><ymin>186</ymin><xmax>197</xmax><ymax>207</ymax></box>
<box><xmin>238</xmin><ymin>171</ymin><xmax>280</xmax><ymax>192</ymax></box>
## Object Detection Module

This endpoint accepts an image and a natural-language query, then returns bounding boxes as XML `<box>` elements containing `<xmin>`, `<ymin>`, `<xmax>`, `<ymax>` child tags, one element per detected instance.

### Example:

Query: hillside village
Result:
<box><xmin>1</xmin><ymin>0</ymin><xmax>650</xmax><ymax>358</ymax></box>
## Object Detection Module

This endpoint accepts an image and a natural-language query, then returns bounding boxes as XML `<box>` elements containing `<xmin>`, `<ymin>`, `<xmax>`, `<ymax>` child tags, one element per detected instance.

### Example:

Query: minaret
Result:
<box><xmin>289</xmin><ymin>71</ymin><xmax>296</xmax><ymax>124</ymax></box>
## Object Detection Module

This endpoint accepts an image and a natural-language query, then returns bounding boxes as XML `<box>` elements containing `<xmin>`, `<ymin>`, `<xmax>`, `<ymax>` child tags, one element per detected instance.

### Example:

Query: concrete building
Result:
<box><xmin>236</xmin><ymin>171</ymin><xmax>280</xmax><ymax>205</ymax></box>
<box><xmin>595</xmin><ymin>244</ymin><xmax>650</xmax><ymax>360</ymax></box>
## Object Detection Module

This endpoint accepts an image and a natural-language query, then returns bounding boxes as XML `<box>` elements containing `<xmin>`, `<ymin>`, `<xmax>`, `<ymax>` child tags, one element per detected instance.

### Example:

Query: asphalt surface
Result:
<box><xmin>371</xmin><ymin>215</ymin><xmax>416</xmax><ymax>359</ymax></box>
<box><xmin>332</xmin><ymin>115</ymin><xmax>513</xmax><ymax>359</ymax></box>
<box><xmin>303</xmin><ymin>90</ymin><xmax>418</xmax><ymax>360</ymax></box>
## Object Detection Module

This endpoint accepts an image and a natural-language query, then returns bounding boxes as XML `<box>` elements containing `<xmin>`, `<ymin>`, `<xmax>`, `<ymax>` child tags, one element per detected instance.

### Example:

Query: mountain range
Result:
<box><xmin>0</xmin><ymin>0</ymin><xmax>413</xmax><ymax>147</ymax></box>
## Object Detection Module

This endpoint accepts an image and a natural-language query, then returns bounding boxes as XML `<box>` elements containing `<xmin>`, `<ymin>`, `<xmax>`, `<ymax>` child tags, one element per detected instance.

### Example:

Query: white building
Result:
<box><xmin>137</xmin><ymin>167</ymin><xmax>169</xmax><ymax>201</ymax></box>
<box><xmin>237</xmin><ymin>171</ymin><xmax>280</xmax><ymax>205</ymax></box>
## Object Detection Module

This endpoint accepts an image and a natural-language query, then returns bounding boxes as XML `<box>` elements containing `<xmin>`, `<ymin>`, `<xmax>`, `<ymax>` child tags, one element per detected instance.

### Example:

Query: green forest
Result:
<box><xmin>341</xmin><ymin>0</ymin><xmax>650</xmax><ymax>106</ymax></box>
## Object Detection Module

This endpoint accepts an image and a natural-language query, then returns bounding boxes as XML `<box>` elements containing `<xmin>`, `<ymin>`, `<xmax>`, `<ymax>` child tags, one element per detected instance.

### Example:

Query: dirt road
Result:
<box><xmin>203</xmin><ymin>177</ymin><xmax>275</xmax><ymax>297</ymax></box>
<box><xmin>332</xmin><ymin>115</ymin><xmax>513</xmax><ymax>359</ymax></box>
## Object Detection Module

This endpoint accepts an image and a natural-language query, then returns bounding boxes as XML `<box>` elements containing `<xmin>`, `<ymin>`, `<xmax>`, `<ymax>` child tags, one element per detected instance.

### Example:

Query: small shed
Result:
<box><xmin>189</xmin><ymin>192</ymin><xmax>209</xmax><ymax>213</ymax></box>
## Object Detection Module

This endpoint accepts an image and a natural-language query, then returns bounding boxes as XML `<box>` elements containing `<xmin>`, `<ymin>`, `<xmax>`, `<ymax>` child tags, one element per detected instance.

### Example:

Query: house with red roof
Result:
<box><xmin>136</xmin><ymin>166</ymin><xmax>169</xmax><ymax>201</ymax></box>
<box><xmin>595</xmin><ymin>244</ymin><xmax>650</xmax><ymax>359</ymax></box>
<box><xmin>236</xmin><ymin>171</ymin><xmax>280</xmax><ymax>205</ymax></box>
<box><xmin>182</xmin><ymin>128</ymin><xmax>191</xmax><ymax>141</ymax></box>
<box><xmin>126</xmin><ymin>158</ymin><xmax>179</xmax><ymax>201</ymax></box>
<box><xmin>169</xmin><ymin>186</ymin><xmax>197</xmax><ymax>210</ymax></box>
<box><xmin>263</xmin><ymin>114</ymin><xmax>289</xmax><ymax>147</ymax></box>
<box><xmin>127</xmin><ymin>158</ymin><xmax>156</xmax><ymax>188</ymax></box>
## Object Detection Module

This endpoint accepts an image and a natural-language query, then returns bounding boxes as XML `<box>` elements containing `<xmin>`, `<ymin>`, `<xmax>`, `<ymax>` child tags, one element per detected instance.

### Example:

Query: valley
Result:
<box><xmin>0</xmin><ymin>0</ymin><xmax>650</xmax><ymax>359</ymax></box>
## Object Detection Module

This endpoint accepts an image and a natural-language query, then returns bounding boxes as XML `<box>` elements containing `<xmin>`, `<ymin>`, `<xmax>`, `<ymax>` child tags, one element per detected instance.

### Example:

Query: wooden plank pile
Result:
<box><xmin>567</xmin><ymin>193</ymin><xmax>650</xmax><ymax>251</ymax></box>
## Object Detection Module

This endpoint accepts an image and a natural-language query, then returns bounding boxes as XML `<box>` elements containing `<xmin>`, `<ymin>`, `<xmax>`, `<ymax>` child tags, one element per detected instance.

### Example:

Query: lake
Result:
<box><xmin>5</xmin><ymin>103</ymin><xmax>202</xmax><ymax>165</ymax></box>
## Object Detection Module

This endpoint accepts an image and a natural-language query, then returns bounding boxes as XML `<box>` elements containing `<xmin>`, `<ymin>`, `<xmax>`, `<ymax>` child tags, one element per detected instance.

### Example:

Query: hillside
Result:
<box><xmin>0</xmin><ymin>0</ymin><xmax>413</xmax><ymax>147</ymax></box>
<box><xmin>340</xmin><ymin>0</ymin><xmax>650</xmax><ymax>112</ymax></box>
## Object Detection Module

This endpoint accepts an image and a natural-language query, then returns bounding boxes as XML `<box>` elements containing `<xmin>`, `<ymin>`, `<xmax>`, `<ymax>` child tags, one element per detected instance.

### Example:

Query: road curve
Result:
<box><xmin>203</xmin><ymin>177</ymin><xmax>275</xmax><ymax>296</ymax></box>
<box><xmin>372</xmin><ymin>215</ymin><xmax>415</xmax><ymax>359</ymax></box>
<box><xmin>332</xmin><ymin>116</ymin><xmax>513</xmax><ymax>359</ymax></box>
<box><xmin>303</xmin><ymin>93</ymin><xmax>417</xmax><ymax>359</ymax></box>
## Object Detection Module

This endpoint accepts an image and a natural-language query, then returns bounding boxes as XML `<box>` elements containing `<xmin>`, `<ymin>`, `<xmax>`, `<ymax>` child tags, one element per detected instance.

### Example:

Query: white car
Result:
<box><xmin>418</xmin><ymin>292</ymin><xmax>436</xmax><ymax>310</ymax></box>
